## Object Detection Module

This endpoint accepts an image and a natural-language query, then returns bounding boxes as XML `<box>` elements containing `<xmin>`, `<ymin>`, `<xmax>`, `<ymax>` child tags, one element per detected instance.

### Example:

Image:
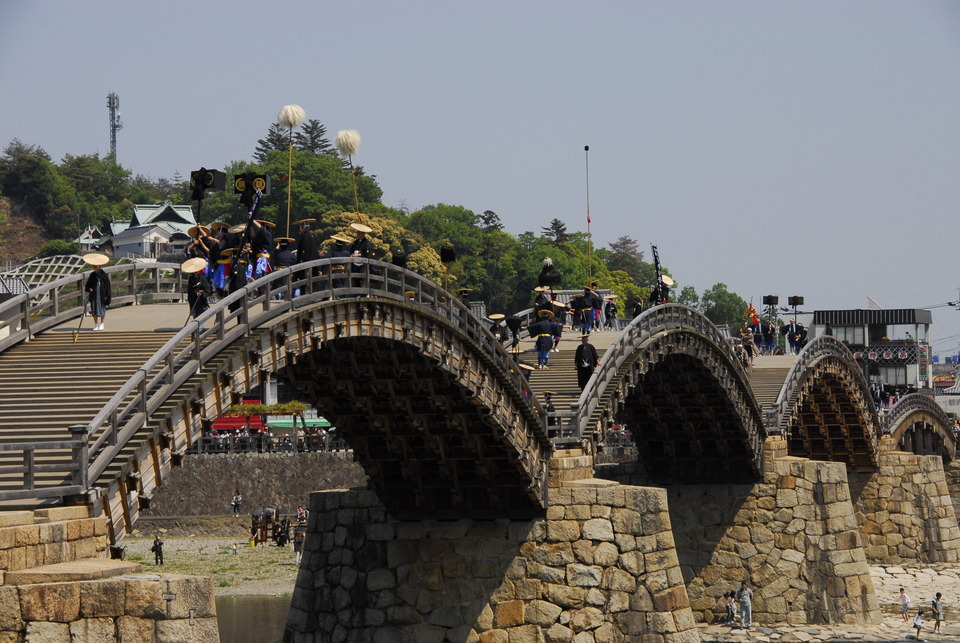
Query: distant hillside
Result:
<box><xmin>0</xmin><ymin>198</ymin><xmax>52</xmax><ymax>264</ymax></box>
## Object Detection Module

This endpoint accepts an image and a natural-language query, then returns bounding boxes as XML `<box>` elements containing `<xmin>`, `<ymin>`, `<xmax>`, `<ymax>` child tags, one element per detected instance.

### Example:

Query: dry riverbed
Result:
<box><xmin>124</xmin><ymin>518</ymin><xmax>960</xmax><ymax>640</ymax></box>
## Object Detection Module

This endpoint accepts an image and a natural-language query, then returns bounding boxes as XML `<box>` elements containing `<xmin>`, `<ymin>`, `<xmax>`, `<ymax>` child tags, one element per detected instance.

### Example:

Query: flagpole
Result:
<box><xmin>584</xmin><ymin>145</ymin><xmax>592</xmax><ymax>283</ymax></box>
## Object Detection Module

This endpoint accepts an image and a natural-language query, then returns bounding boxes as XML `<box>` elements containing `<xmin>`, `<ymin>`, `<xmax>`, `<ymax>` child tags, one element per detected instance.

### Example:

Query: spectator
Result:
<box><xmin>737</xmin><ymin>581</ymin><xmax>753</xmax><ymax>629</ymax></box>
<box><xmin>152</xmin><ymin>535</ymin><xmax>164</xmax><ymax>566</ymax></box>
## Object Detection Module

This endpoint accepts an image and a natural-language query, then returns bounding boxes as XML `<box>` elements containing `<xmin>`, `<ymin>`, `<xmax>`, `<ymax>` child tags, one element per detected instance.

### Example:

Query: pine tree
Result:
<box><xmin>253</xmin><ymin>123</ymin><xmax>288</xmax><ymax>164</ymax></box>
<box><xmin>294</xmin><ymin>119</ymin><xmax>337</xmax><ymax>156</ymax></box>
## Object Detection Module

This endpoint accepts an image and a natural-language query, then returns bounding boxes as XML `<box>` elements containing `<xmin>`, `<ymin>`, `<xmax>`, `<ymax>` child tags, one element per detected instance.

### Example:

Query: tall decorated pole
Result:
<box><xmin>335</xmin><ymin>129</ymin><xmax>363</xmax><ymax>221</ymax></box>
<box><xmin>278</xmin><ymin>104</ymin><xmax>306</xmax><ymax>238</ymax></box>
<box><xmin>584</xmin><ymin>145</ymin><xmax>593</xmax><ymax>283</ymax></box>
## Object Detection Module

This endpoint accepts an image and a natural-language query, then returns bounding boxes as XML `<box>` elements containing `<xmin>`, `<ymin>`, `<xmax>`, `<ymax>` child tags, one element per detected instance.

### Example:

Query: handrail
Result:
<box><xmin>572</xmin><ymin>304</ymin><xmax>744</xmax><ymax>442</ymax></box>
<box><xmin>773</xmin><ymin>335</ymin><xmax>878</xmax><ymax>437</ymax></box>
<box><xmin>881</xmin><ymin>393</ymin><xmax>952</xmax><ymax>436</ymax></box>
<box><xmin>0</xmin><ymin>262</ymin><xmax>183</xmax><ymax>352</ymax></box>
<box><xmin>48</xmin><ymin>257</ymin><xmax>545</xmax><ymax>495</ymax></box>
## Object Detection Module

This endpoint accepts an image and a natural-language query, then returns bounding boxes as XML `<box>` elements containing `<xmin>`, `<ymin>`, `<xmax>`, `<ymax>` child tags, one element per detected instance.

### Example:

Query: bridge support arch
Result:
<box><xmin>97</xmin><ymin>292</ymin><xmax>551</xmax><ymax>542</ymax></box>
<box><xmin>580</xmin><ymin>305</ymin><xmax>765</xmax><ymax>485</ymax></box>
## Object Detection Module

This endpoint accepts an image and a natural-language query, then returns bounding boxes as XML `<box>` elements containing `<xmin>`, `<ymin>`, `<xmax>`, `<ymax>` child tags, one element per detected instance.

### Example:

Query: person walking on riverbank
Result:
<box><xmin>932</xmin><ymin>592</ymin><xmax>944</xmax><ymax>634</ymax></box>
<box><xmin>152</xmin><ymin>535</ymin><xmax>164</xmax><ymax>565</ymax></box>
<box><xmin>232</xmin><ymin>490</ymin><xmax>242</xmax><ymax>517</ymax></box>
<box><xmin>900</xmin><ymin>587</ymin><xmax>911</xmax><ymax>623</ymax></box>
<box><xmin>914</xmin><ymin>609</ymin><xmax>925</xmax><ymax>641</ymax></box>
<box><xmin>737</xmin><ymin>581</ymin><xmax>754</xmax><ymax>629</ymax></box>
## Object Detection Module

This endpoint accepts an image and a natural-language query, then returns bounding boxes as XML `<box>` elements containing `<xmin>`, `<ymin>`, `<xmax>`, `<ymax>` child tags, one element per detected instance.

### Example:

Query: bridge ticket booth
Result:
<box><xmin>811</xmin><ymin>308</ymin><xmax>932</xmax><ymax>395</ymax></box>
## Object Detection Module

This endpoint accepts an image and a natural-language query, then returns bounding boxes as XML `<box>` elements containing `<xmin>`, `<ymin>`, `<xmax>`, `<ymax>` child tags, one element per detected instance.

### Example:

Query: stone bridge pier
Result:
<box><xmin>598</xmin><ymin>436</ymin><xmax>882</xmax><ymax>627</ymax></box>
<box><xmin>849</xmin><ymin>435</ymin><xmax>960</xmax><ymax>563</ymax></box>
<box><xmin>284</xmin><ymin>465</ymin><xmax>701</xmax><ymax>642</ymax></box>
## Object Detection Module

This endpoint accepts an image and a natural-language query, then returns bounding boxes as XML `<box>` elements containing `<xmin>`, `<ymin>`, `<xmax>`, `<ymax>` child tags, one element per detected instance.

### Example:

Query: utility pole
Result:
<box><xmin>107</xmin><ymin>92</ymin><xmax>122</xmax><ymax>160</ymax></box>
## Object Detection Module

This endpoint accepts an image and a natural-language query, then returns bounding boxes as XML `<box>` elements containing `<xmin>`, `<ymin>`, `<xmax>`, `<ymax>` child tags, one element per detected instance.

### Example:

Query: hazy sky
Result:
<box><xmin>3</xmin><ymin>1</ymin><xmax>960</xmax><ymax>356</ymax></box>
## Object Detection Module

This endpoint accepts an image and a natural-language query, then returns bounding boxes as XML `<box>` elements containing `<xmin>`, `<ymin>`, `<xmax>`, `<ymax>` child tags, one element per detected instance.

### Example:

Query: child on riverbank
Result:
<box><xmin>914</xmin><ymin>609</ymin><xmax>924</xmax><ymax>641</ymax></box>
<box><xmin>900</xmin><ymin>587</ymin><xmax>911</xmax><ymax>623</ymax></box>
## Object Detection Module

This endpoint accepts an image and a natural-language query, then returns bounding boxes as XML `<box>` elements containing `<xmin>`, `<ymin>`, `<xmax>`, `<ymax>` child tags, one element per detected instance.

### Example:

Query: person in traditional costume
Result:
<box><xmin>83</xmin><ymin>254</ymin><xmax>111</xmax><ymax>331</ymax></box>
<box><xmin>249</xmin><ymin>219</ymin><xmax>275</xmax><ymax>280</ymax></box>
<box><xmin>182</xmin><ymin>257</ymin><xmax>212</xmax><ymax>327</ymax></box>
<box><xmin>528</xmin><ymin>309</ymin><xmax>556</xmax><ymax>369</ymax></box>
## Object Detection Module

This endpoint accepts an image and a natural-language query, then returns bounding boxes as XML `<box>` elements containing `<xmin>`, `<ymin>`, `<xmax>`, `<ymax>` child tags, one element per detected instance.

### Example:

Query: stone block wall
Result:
<box><xmin>0</xmin><ymin>507</ymin><xmax>107</xmax><ymax>582</ymax></box>
<box><xmin>143</xmin><ymin>452</ymin><xmax>367</xmax><ymax>517</ymax></box>
<box><xmin>850</xmin><ymin>442</ymin><xmax>960</xmax><ymax>563</ymax></box>
<box><xmin>285</xmin><ymin>485</ymin><xmax>700</xmax><ymax>642</ymax></box>
<box><xmin>597</xmin><ymin>438</ymin><xmax>881</xmax><ymax>626</ymax></box>
<box><xmin>0</xmin><ymin>574</ymin><xmax>219</xmax><ymax>642</ymax></box>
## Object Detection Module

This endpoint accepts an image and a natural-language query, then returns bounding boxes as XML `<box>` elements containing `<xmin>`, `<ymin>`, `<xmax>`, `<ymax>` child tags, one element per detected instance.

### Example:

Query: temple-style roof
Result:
<box><xmin>130</xmin><ymin>200</ymin><xmax>196</xmax><ymax>231</ymax></box>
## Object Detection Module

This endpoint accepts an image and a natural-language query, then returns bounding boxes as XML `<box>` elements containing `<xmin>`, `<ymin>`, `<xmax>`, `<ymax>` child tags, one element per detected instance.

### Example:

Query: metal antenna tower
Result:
<box><xmin>107</xmin><ymin>92</ymin><xmax>123</xmax><ymax>159</ymax></box>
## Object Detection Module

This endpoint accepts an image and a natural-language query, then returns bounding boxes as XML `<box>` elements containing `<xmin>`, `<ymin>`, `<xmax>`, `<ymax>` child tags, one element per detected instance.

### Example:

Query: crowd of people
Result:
<box><xmin>192</xmin><ymin>426</ymin><xmax>346</xmax><ymax>455</ymax></box>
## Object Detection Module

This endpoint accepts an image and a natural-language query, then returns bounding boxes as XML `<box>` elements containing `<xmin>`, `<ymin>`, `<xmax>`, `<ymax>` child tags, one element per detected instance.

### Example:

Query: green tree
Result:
<box><xmin>541</xmin><ymin>218</ymin><xmax>569</xmax><ymax>244</ymax></box>
<box><xmin>677</xmin><ymin>285</ymin><xmax>700</xmax><ymax>308</ymax></box>
<box><xmin>0</xmin><ymin>140</ymin><xmax>57</xmax><ymax>218</ymax></box>
<box><xmin>480</xmin><ymin>210</ymin><xmax>503</xmax><ymax>233</ymax></box>
<box><xmin>35</xmin><ymin>239</ymin><xmax>78</xmax><ymax>258</ymax></box>
<box><xmin>700</xmin><ymin>283</ymin><xmax>748</xmax><ymax>329</ymax></box>
<box><xmin>294</xmin><ymin>119</ymin><xmax>336</xmax><ymax>156</ymax></box>
<box><xmin>605</xmin><ymin>235</ymin><xmax>646</xmax><ymax>284</ymax></box>
<box><xmin>254</xmin><ymin>124</ymin><xmax>289</xmax><ymax>165</ymax></box>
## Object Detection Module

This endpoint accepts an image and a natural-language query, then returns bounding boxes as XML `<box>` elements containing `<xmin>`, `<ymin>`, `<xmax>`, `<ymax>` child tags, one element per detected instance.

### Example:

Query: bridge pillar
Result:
<box><xmin>850</xmin><ymin>438</ymin><xmax>960</xmax><ymax>563</ymax></box>
<box><xmin>599</xmin><ymin>436</ymin><xmax>880</xmax><ymax>626</ymax></box>
<box><xmin>285</xmin><ymin>483</ymin><xmax>699</xmax><ymax>642</ymax></box>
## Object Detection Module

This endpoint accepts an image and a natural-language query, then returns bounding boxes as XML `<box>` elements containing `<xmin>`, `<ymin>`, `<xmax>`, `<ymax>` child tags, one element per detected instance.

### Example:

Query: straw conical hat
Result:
<box><xmin>350</xmin><ymin>222</ymin><xmax>373</xmax><ymax>233</ymax></box>
<box><xmin>82</xmin><ymin>253</ymin><xmax>109</xmax><ymax>267</ymax></box>
<box><xmin>181</xmin><ymin>257</ymin><xmax>208</xmax><ymax>274</ymax></box>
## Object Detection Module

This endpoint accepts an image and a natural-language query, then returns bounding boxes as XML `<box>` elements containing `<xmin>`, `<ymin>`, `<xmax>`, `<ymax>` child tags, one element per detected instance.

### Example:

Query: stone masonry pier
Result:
<box><xmin>285</xmin><ymin>480</ymin><xmax>700</xmax><ymax>642</ymax></box>
<box><xmin>849</xmin><ymin>435</ymin><xmax>960</xmax><ymax>563</ymax></box>
<box><xmin>597</xmin><ymin>436</ymin><xmax>882</xmax><ymax>627</ymax></box>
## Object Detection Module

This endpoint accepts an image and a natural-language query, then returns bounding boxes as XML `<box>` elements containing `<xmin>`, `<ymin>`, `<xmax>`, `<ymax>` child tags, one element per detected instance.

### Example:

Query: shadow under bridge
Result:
<box><xmin>581</xmin><ymin>304</ymin><xmax>766</xmax><ymax>484</ymax></box>
<box><xmin>258</xmin><ymin>287</ymin><xmax>551</xmax><ymax>519</ymax></box>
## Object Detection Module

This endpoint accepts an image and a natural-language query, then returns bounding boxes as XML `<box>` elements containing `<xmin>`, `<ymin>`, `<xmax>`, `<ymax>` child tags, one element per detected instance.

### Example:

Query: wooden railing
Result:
<box><xmin>0</xmin><ymin>425</ymin><xmax>91</xmax><ymax>500</ymax></box>
<box><xmin>0</xmin><ymin>258</ymin><xmax>543</xmax><ymax>504</ymax></box>
<box><xmin>0</xmin><ymin>262</ymin><xmax>183</xmax><ymax>352</ymax></box>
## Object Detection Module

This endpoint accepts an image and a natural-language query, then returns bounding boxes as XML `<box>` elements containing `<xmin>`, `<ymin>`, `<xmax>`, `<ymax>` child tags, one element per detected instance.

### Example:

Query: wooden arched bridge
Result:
<box><xmin>0</xmin><ymin>260</ymin><xmax>953</xmax><ymax>543</ymax></box>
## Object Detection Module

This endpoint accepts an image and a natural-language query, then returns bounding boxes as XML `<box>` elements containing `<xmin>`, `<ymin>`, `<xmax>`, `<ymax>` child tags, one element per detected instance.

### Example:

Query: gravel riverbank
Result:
<box><xmin>124</xmin><ymin>518</ymin><xmax>960</xmax><ymax>639</ymax></box>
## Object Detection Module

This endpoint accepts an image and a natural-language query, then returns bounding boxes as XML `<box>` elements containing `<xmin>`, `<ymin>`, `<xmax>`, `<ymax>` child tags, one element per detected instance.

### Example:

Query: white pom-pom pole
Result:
<box><xmin>278</xmin><ymin>104</ymin><xmax>306</xmax><ymax>130</ymax></box>
<box><xmin>278</xmin><ymin>105</ymin><xmax>306</xmax><ymax>236</ymax></box>
<box><xmin>335</xmin><ymin>129</ymin><xmax>361</xmax><ymax>158</ymax></box>
<box><xmin>335</xmin><ymin>130</ymin><xmax>363</xmax><ymax>217</ymax></box>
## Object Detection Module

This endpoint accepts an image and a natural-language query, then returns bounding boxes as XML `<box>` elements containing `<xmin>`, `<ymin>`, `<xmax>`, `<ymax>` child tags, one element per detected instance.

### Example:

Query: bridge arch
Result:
<box><xmin>0</xmin><ymin>259</ymin><xmax>550</xmax><ymax>541</ymax></box>
<box><xmin>883</xmin><ymin>393</ymin><xmax>955</xmax><ymax>461</ymax></box>
<box><xmin>776</xmin><ymin>336</ymin><xmax>880</xmax><ymax>470</ymax></box>
<box><xmin>579</xmin><ymin>305</ymin><xmax>765</xmax><ymax>483</ymax></box>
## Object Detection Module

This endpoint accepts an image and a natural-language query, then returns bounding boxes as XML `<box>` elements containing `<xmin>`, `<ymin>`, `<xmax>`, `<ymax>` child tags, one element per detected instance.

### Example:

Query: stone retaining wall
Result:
<box><xmin>0</xmin><ymin>574</ymin><xmax>219</xmax><ymax>642</ymax></box>
<box><xmin>285</xmin><ymin>485</ymin><xmax>699</xmax><ymax>642</ymax></box>
<box><xmin>0</xmin><ymin>507</ymin><xmax>107</xmax><ymax>583</ymax></box>
<box><xmin>142</xmin><ymin>452</ymin><xmax>367</xmax><ymax>517</ymax></box>
<box><xmin>850</xmin><ymin>440</ymin><xmax>960</xmax><ymax>563</ymax></box>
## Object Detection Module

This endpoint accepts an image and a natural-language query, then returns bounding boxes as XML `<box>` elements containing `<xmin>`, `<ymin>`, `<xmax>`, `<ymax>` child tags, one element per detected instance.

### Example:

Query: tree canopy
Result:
<box><xmin>0</xmin><ymin>123</ymin><xmax>751</xmax><ymax>321</ymax></box>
